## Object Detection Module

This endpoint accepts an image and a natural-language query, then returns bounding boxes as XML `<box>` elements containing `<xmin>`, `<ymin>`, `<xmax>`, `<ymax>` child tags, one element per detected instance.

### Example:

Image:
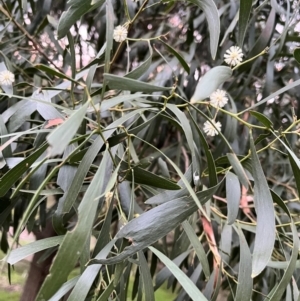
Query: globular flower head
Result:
<box><xmin>224</xmin><ymin>46</ymin><xmax>243</xmax><ymax>67</ymax></box>
<box><xmin>210</xmin><ymin>89</ymin><xmax>228</xmax><ymax>108</ymax></box>
<box><xmin>203</xmin><ymin>120</ymin><xmax>222</xmax><ymax>136</ymax></box>
<box><xmin>0</xmin><ymin>70</ymin><xmax>15</xmax><ymax>86</ymax></box>
<box><xmin>113</xmin><ymin>25</ymin><xmax>128</xmax><ymax>43</ymax></box>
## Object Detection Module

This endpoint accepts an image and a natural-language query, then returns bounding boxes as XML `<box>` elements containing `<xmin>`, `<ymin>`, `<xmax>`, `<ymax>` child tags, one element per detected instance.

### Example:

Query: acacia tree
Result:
<box><xmin>1</xmin><ymin>0</ymin><xmax>300</xmax><ymax>300</ymax></box>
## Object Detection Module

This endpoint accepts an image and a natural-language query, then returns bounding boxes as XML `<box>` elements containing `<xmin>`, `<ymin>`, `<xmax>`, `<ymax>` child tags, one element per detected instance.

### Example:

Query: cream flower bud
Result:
<box><xmin>113</xmin><ymin>25</ymin><xmax>128</xmax><ymax>42</ymax></box>
<box><xmin>0</xmin><ymin>70</ymin><xmax>15</xmax><ymax>86</ymax></box>
<box><xmin>224</xmin><ymin>46</ymin><xmax>243</xmax><ymax>67</ymax></box>
<box><xmin>203</xmin><ymin>120</ymin><xmax>222</xmax><ymax>136</ymax></box>
<box><xmin>210</xmin><ymin>89</ymin><xmax>228</xmax><ymax>108</ymax></box>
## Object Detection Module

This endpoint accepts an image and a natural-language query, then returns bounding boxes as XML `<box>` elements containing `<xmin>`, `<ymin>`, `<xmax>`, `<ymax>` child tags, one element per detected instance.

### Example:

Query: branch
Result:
<box><xmin>0</xmin><ymin>4</ymin><xmax>65</xmax><ymax>73</ymax></box>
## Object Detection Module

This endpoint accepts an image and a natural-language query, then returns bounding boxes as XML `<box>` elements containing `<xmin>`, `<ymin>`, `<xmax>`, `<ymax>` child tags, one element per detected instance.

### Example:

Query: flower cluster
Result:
<box><xmin>209</xmin><ymin>89</ymin><xmax>228</xmax><ymax>108</ymax></box>
<box><xmin>203</xmin><ymin>89</ymin><xmax>227</xmax><ymax>136</ymax></box>
<box><xmin>203</xmin><ymin>120</ymin><xmax>222</xmax><ymax>137</ymax></box>
<box><xmin>203</xmin><ymin>46</ymin><xmax>244</xmax><ymax>136</ymax></box>
<box><xmin>113</xmin><ymin>25</ymin><xmax>128</xmax><ymax>43</ymax></box>
<box><xmin>224</xmin><ymin>46</ymin><xmax>243</xmax><ymax>67</ymax></box>
<box><xmin>0</xmin><ymin>70</ymin><xmax>15</xmax><ymax>86</ymax></box>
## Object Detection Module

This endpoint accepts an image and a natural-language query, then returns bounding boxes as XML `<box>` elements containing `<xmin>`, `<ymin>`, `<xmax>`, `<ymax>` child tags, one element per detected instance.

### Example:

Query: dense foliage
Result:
<box><xmin>1</xmin><ymin>0</ymin><xmax>300</xmax><ymax>300</ymax></box>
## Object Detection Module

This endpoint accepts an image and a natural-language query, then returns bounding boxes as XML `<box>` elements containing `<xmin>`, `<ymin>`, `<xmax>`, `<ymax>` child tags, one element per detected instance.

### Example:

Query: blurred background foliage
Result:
<box><xmin>1</xmin><ymin>0</ymin><xmax>300</xmax><ymax>300</ymax></box>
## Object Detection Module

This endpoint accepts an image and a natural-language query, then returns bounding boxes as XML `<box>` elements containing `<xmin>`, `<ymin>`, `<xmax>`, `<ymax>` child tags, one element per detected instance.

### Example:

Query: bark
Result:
<box><xmin>20</xmin><ymin>220</ymin><xmax>56</xmax><ymax>301</ymax></box>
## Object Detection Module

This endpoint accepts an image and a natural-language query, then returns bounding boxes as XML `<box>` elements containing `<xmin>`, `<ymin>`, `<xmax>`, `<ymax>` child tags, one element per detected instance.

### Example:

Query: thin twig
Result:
<box><xmin>0</xmin><ymin>4</ymin><xmax>65</xmax><ymax>73</ymax></box>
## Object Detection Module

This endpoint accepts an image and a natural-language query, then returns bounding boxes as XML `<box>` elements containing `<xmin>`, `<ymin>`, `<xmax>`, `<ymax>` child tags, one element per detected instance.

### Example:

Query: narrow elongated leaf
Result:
<box><xmin>95</xmin><ymin>183</ymin><xmax>221</xmax><ymax>265</ymax></box>
<box><xmin>270</xmin><ymin>0</ymin><xmax>286</xmax><ymax>14</ymax></box>
<box><xmin>84</xmin><ymin>44</ymin><xmax>106</xmax><ymax>105</ymax></box>
<box><xmin>157</xmin><ymin>158</ymin><xmax>170</xmax><ymax>178</ymax></box>
<box><xmin>187</xmin><ymin>0</ymin><xmax>220</xmax><ymax>59</ymax></box>
<box><xmin>135</xmin><ymin>141</ymin><xmax>211</xmax><ymax>220</ymax></box>
<box><xmin>288</xmin><ymin>151</ymin><xmax>300</xmax><ymax>195</ymax></box>
<box><xmin>104</xmin><ymin>109</ymin><xmax>160</xmax><ymax>150</ymax></box>
<box><xmin>268</xmin><ymin>259</ymin><xmax>300</xmax><ymax>269</ymax></box>
<box><xmin>238</xmin><ymin>0</ymin><xmax>252</xmax><ymax>47</ymax></box>
<box><xmin>35</xmin><ymin>64</ymin><xmax>79</xmax><ymax>84</ymax></box>
<box><xmin>159</xmin><ymin>39</ymin><xmax>189</xmax><ymax>73</ymax></box>
<box><xmin>34</xmin><ymin>90</ymin><xmax>63</xmax><ymax>120</ymax></box>
<box><xmin>149</xmin><ymin>247</ymin><xmax>208</xmax><ymax>301</ymax></box>
<box><xmin>220</xmin><ymin>11</ymin><xmax>238</xmax><ymax>46</ymax></box>
<box><xmin>53</xmin><ymin>136</ymin><xmax>103</xmax><ymax>234</ymax></box>
<box><xmin>0</xmin><ymin>143</ymin><xmax>48</xmax><ymax>197</ymax></box>
<box><xmin>95</xmin><ymin>197</ymin><xmax>198</xmax><ymax>264</ymax></box>
<box><xmin>2</xmin><ymin>99</ymin><xmax>27</xmax><ymax>123</ymax></box>
<box><xmin>250</xmin><ymin>134</ymin><xmax>275</xmax><ymax>278</ymax></box>
<box><xmin>139</xmin><ymin>251</ymin><xmax>155</xmax><ymax>301</ymax></box>
<box><xmin>268</xmin><ymin>132</ymin><xmax>300</xmax><ymax>197</ymax></box>
<box><xmin>227</xmin><ymin>153</ymin><xmax>250</xmax><ymax>190</ymax></box>
<box><xmin>266</xmin><ymin>191</ymin><xmax>299</xmax><ymax>301</ymax></box>
<box><xmin>99</xmin><ymin>93</ymin><xmax>149</xmax><ymax>114</ymax></box>
<box><xmin>57</xmin><ymin>0</ymin><xmax>105</xmax><ymax>39</ymax></box>
<box><xmin>66</xmin><ymin>239</ymin><xmax>116</xmax><ymax>301</ymax></box>
<box><xmin>4</xmin><ymin>236</ymin><xmax>64</xmax><ymax>265</ymax></box>
<box><xmin>248</xmin><ymin>8</ymin><xmax>276</xmax><ymax>58</ymax></box>
<box><xmin>189</xmin><ymin>111</ymin><xmax>217</xmax><ymax>187</ymax></box>
<box><xmin>249</xmin><ymin>111</ymin><xmax>273</xmax><ymax>128</ymax></box>
<box><xmin>47</xmin><ymin>102</ymin><xmax>89</xmax><ymax>156</ymax></box>
<box><xmin>175</xmin><ymin>264</ymin><xmax>202</xmax><ymax>301</ymax></box>
<box><xmin>57</xmin><ymin>147</ymin><xmax>77</xmax><ymax>195</ymax></box>
<box><xmin>253</xmin><ymin>133</ymin><xmax>271</xmax><ymax>146</ymax></box>
<box><xmin>280</xmin><ymin>137</ymin><xmax>300</xmax><ymax>195</ymax></box>
<box><xmin>54</xmin><ymin>110</ymin><xmax>146</xmax><ymax>233</ymax></box>
<box><xmin>272</xmin><ymin>3</ymin><xmax>290</xmax><ymax>60</ymax></box>
<box><xmin>104</xmin><ymin>74</ymin><xmax>172</xmax><ymax>92</ymax></box>
<box><xmin>294</xmin><ymin>48</ymin><xmax>300</xmax><ymax>64</ymax></box>
<box><xmin>190</xmin><ymin>66</ymin><xmax>232</xmax><ymax>103</ymax></box>
<box><xmin>104</xmin><ymin>0</ymin><xmax>113</xmax><ymax>74</ymax></box>
<box><xmin>36</xmin><ymin>149</ymin><xmax>111</xmax><ymax>300</ymax></box>
<box><xmin>0</xmin><ymin>115</ymin><xmax>11</xmax><ymax>159</ymax></box>
<box><xmin>155</xmin><ymin>250</ymin><xmax>191</xmax><ymax>289</ymax></box>
<box><xmin>226</xmin><ymin>171</ymin><xmax>241</xmax><ymax>225</ymax></box>
<box><xmin>45</xmin><ymin>69</ymin><xmax>89</xmax><ymax>99</ymax></box>
<box><xmin>67</xmin><ymin>33</ymin><xmax>76</xmax><ymax>102</ymax></box>
<box><xmin>16</xmin><ymin>188</ymin><xmax>63</xmax><ymax>196</ymax></box>
<box><xmin>123</xmin><ymin>165</ymin><xmax>180</xmax><ymax>190</ymax></box>
<box><xmin>126</xmin><ymin>42</ymin><xmax>153</xmax><ymax>79</ymax></box>
<box><xmin>7</xmin><ymin>100</ymin><xmax>37</xmax><ymax>133</ymax></box>
<box><xmin>241</xmin><ymin>79</ymin><xmax>300</xmax><ymax>113</ymax></box>
<box><xmin>145</xmin><ymin>165</ymin><xmax>193</xmax><ymax>205</ymax></box>
<box><xmin>182</xmin><ymin>220</ymin><xmax>210</xmax><ymax>279</ymax></box>
<box><xmin>93</xmin><ymin>193</ymin><xmax>114</xmax><ymax>256</ymax></box>
<box><xmin>220</xmin><ymin>225</ymin><xmax>232</xmax><ymax>264</ymax></box>
<box><xmin>234</xmin><ymin>225</ymin><xmax>252</xmax><ymax>300</ymax></box>
<box><xmin>166</xmin><ymin>104</ymin><xmax>199</xmax><ymax>179</ymax></box>
<box><xmin>210</xmin><ymin>264</ymin><xmax>222</xmax><ymax>301</ymax></box>
<box><xmin>48</xmin><ymin>277</ymin><xmax>79</xmax><ymax>301</ymax></box>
